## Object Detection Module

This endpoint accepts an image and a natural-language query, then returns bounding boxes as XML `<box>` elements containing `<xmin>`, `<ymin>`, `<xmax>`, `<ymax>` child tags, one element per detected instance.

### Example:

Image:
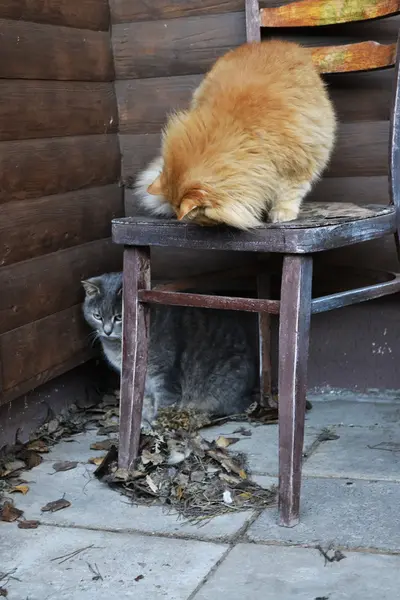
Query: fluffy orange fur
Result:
<box><xmin>147</xmin><ymin>41</ymin><xmax>336</xmax><ymax>228</ymax></box>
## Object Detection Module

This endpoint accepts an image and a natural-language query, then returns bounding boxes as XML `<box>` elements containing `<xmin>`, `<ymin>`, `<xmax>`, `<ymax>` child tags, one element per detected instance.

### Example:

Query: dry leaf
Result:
<box><xmin>52</xmin><ymin>461</ymin><xmax>78</xmax><ymax>472</ymax></box>
<box><xmin>134</xmin><ymin>574</ymin><xmax>144</xmax><ymax>582</ymax></box>
<box><xmin>142</xmin><ymin>449</ymin><xmax>163</xmax><ymax>466</ymax></box>
<box><xmin>190</xmin><ymin>470</ymin><xmax>205</xmax><ymax>483</ymax></box>
<box><xmin>216</xmin><ymin>436</ymin><xmax>240</xmax><ymax>449</ymax></box>
<box><xmin>1</xmin><ymin>502</ymin><xmax>23</xmax><ymax>522</ymax></box>
<box><xmin>90</xmin><ymin>440</ymin><xmax>116</xmax><ymax>451</ymax></box>
<box><xmin>239</xmin><ymin>469</ymin><xmax>247</xmax><ymax>480</ymax></box>
<box><xmin>233</xmin><ymin>427</ymin><xmax>252</xmax><ymax>437</ymax></box>
<box><xmin>113</xmin><ymin>468</ymin><xmax>130</xmax><ymax>481</ymax></box>
<box><xmin>219</xmin><ymin>472</ymin><xmax>241</xmax><ymax>485</ymax></box>
<box><xmin>97</xmin><ymin>425</ymin><xmax>118</xmax><ymax>435</ymax></box>
<box><xmin>26</xmin><ymin>440</ymin><xmax>49</xmax><ymax>453</ymax></box>
<box><xmin>145</xmin><ymin>475</ymin><xmax>158</xmax><ymax>494</ymax></box>
<box><xmin>0</xmin><ymin>588</ymin><xmax>7</xmax><ymax>597</ymax></box>
<box><xmin>10</xmin><ymin>485</ymin><xmax>29</xmax><ymax>495</ymax></box>
<box><xmin>41</xmin><ymin>499</ymin><xmax>71</xmax><ymax>513</ymax></box>
<box><xmin>47</xmin><ymin>418</ymin><xmax>61</xmax><ymax>434</ymax></box>
<box><xmin>23</xmin><ymin>451</ymin><xmax>42</xmax><ymax>469</ymax></box>
<box><xmin>1</xmin><ymin>459</ymin><xmax>26</xmax><ymax>477</ymax></box>
<box><xmin>18</xmin><ymin>520</ymin><xmax>39</xmax><ymax>529</ymax></box>
<box><xmin>88</xmin><ymin>456</ymin><xmax>105</xmax><ymax>466</ymax></box>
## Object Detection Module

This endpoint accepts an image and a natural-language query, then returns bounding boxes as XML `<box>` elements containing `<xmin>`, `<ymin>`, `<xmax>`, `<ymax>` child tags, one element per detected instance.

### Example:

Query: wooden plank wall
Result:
<box><xmin>111</xmin><ymin>0</ymin><xmax>399</xmax><ymax>275</ymax></box>
<box><xmin>0</xmin><ymin>1</ymin><xmax>124</xmax><ymax>405</ymax></box>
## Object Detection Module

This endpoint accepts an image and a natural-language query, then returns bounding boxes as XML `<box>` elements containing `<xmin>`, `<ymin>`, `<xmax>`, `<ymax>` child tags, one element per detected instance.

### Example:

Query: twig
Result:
<box><xmin>316</xmin><ymin>545</ymin><xmax>346</xmax><ymax>566</ymax></box>
<box><xmin>51</xmin><ymin>544</ymin><xmax>95</xmax><ymax>564</ymax></box>
<box><xmin>87</xmin><ymin>563</ymin><xmax>103</xmax><ymax>581</ymax></box>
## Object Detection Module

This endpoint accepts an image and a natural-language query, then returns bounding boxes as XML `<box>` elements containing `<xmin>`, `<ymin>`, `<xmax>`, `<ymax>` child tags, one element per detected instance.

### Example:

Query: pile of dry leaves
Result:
<box><xmin>1</xmin><ymin>392</ymin><xmax>312</xmax><ymax>525</ymax></box>
<box><xmin>95</xmin><ymin>407</ymin><xmax>278</xmax><ymax>523</ymax></box>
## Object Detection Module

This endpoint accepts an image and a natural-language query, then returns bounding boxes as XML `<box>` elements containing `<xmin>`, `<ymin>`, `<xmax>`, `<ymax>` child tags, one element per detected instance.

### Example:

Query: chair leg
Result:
<box><xmin>119</xmin><ymin>246</ymin><xmax>151</xmax><ymax>471</ymax></box>
<box><xmin>257</xmin><ymin>273</ymin><xmax>272</xmax><ymax>406</ymax></box>
<box><xmin>278</xmin><ymin>254</ymin><xmax>313</xmax><ymax>527</ymax></box>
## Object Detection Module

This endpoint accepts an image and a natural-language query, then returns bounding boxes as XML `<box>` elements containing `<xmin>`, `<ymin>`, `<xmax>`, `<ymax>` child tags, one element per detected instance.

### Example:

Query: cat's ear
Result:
<box><xmin>82</xmin><ymin>280</ymin><xmax>100</xmax><ymax>297</ymax></box>
<box><xmin>177</xmin><ymin>188</ymin><xmax>208</xmax><ymax>221</ymax></box>
<box><xmin>147</xmin><ymin>175</ymin><xmax>163</xmax><ymax>196</ymax></box>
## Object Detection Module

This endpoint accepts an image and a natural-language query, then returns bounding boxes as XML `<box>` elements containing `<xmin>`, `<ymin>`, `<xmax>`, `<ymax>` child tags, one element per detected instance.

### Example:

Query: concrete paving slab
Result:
<box><xmin>247</xmin><ymin>478</ymin><xmax>400</xmax><ymax>551</ymax></box>
<box><xmin>193</xmin><ymin>543</ymin><xmax>400</xmax><ymax>600</ymax></box>
<box><xmin>6</xmin><ymin>461</ymin><xmax>252</xmax><ymax>542</ymax></box>
<box><xmin>201</xmin><ymin>422</ymin><xmax>321</xmax><ymax>475</ymax></box>
<box><xmin>46</xmin><ymin>430</ymin><xmax>116</xmax><ymax>462</ymax></box>
<box><xmin>305</xmin><ymin>399</ymin><xmax>400</xmax><ymax>428</ymax></box>
<box><xmin>1</xmin><ymin>523</ymin><xmax>226</xmax><ymax>600</ymax></box>
<box><xmin>304</xmin><ymin>426</ymin><xmax>400</xmax><ymax>481</ymax></box>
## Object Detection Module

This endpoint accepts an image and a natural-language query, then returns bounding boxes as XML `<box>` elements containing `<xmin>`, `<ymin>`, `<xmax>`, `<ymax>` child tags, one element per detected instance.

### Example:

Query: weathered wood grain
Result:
<box><xmin>0</xmin><ymin>81</ymin><xmax>118</xmax><ymax>141</ymax></box>
<box><xmin>327</xmin><ymin>121</ymin><xmax>389</xmax><ymax>177</ymax></box>
<box><xmin>278</xmin><ymin>255</ymin><xmax>313</xmax><ymax>527</ymax></box>
<box><xmin>246</xmin><ymin>0</ymin><xmax>261</xmax><ymax>42</ymax></box>
<box><xmin>328</xmin><ymin>70</ymin><xmax>393</xmax><ymax>122</ymax></box>
<box><xmin>312</xmin><ymin>41</ymin><xmax>397</xmax><ymax>73</ymax></box>
<box><xmin>261</xmin><ymin>0</ymin><xmax>400</xmax><ymax>28</ymax></box>
<box><xmin>119</xmin><ymin>247</ymin><xmax>151</xmax><ymax>470</ymax></box>
<box><xmin>110</xmin><ymin>0</ymin><xmax>244</xmax><ymax>23</ymax></box>
<box><xmin>112</xmin><ymin>209</ymin><xmax>396</xmax><ymax>254</ymax></box>
<box><xmin>120</xmin><ymin>133</ymin><xmax>161</xmax><ymax>186</ymax></box>
<box><xmin>0</xmin><ymin>19</ymin><xmax>114</xmax><ymax>81</ymax></box>
<box><xmin>309</xmin><ymin>176</ymin><xmax>389</xmax><ymax>204</ymax></box>
<box><xmin>0</xmin><ymin>348</ymin><xmax>95</xmax><ymax>406</ymax></box>
<box><xmin>138</xmin><ymin>290</ymin><xmax>281</xmax><ymax>314</ymax></box>
<box><xmin>0</xmin><ymin>239</ymin><xmax>123</xmax><ymax>335</ymax></box>
<box><xmin>0</xmin><ymin>185</ymin><xmax>123</xmax><ymax>267</ymax></box>
<box><xmin>0</xmin><ymin>305</ymin><xmax>91</xmax><ymax>392</ymax></box>
<box><xmin>0</xmin><ymin>134</ymin><xmax>120</xmax><ymax>204</ymax></box>
<box><xmin>116</xmin><ymin>75</ymin><xmax>202</xmax><ymax>133</ymax></box>
<box><xmin>0</xmin><ymin>0</ymin><xmax>110</xmax><ymax>31</ymax></box>
<box><xmin>113</xmin><ymin>12</ymin><xmax>246</xmax><ymax>79</ymax></box>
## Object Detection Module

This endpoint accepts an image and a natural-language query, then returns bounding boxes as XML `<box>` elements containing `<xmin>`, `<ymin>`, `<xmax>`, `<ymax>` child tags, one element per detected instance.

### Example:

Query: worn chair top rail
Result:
<box><xmin>113</xmin><ymin>0</ymin><xmax>400</xmax><ymax>528</ymax></box>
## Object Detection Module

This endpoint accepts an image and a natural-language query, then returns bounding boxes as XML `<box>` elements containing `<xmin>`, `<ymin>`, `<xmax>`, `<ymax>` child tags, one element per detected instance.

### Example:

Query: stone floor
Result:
<box><xmin>2</xmin><ymin>393</ymin><xmax>400</xmax><ymax>599</ymax></box>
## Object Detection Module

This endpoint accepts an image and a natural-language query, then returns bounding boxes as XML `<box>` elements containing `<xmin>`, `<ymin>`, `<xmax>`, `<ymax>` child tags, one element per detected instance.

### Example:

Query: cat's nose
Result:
<box><xmin>103</xmin><ymin>323</ymin><xmax>113</xmax><ymax>336</ymax></box>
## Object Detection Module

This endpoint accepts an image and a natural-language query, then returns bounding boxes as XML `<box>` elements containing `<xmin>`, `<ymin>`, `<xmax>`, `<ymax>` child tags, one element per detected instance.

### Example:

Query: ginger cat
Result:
<box><xmin>145</xmin><ymin>41</ymin><xmax>336</xmax><ymax>229</ymax></box>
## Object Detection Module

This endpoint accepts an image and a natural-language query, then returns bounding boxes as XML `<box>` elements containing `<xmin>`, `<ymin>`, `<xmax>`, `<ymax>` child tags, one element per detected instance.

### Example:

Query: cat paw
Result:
<box><xmin>269</xmin><ymin>207</ymin><xmax>299</xmax><ymax>223</ymax></box>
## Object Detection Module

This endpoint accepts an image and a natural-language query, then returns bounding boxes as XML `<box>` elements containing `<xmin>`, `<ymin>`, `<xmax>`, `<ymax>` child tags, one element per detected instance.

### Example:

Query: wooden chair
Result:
<box><xmin>112</xmin><ymin>0</ymin><xmax>400</xmax><ymax>527</ymax></box>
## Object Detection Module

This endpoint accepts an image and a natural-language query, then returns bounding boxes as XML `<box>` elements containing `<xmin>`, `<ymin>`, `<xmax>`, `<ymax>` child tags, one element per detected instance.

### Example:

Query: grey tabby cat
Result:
<box><xmin>82</xmin><ymin>272</ymin><xmax>257</xmax><ymax>425</ymax></box>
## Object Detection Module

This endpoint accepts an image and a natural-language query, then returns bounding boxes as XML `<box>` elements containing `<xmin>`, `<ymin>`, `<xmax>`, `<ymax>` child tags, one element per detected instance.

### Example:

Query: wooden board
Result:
<box><xmin>120</xmin><ymin>133</ymin><xmax>161</xmax><ymax>185</ymax></box>
<box><xmin>110</xmin><ymin>0</ymin><xmax>244</xmax><ymax>23</ymax></box>
<box><xmin>0</xmin><ymin>0</ymin><xmax>110</xmax><ymax>31</ymax></box>
<box><xmin>116</xmin><ymin>75</ymin><xmax>202</xmax><ymax>133</ymax></box>
<box><xmin>115</xmin><ymin>69</ymin><xmax>393</xmax><ymax>135</ymax></box>
<box><xmin>113</xmin><ymin>12</ymin><xmax>246</xmax><ymax>79</ymax></box>
<box><xmin>328</xmin><ymin>70</ymin><xmax>393</xmax><ymax>123</ymax></box>
<box><xmin>261</xmin><ymin>0</ymin><xmax>400</xmax><ymax>28</ymax></box>
<box><xmin>0</xmin><ymin>19</ymin><xmax>114</xmax><ymax>81</ymax></box>
<box><xmin>327</xmin><ymin>120</ymin><xmax>389</xmax><ymax>177</ymax></box>
<box><xmin>0</xmin><ymin>238</ymin><xmax>123</xmax><ymax>335</ymax></box>
<box><xmin>0</xmin><ymin>185</ymin><xmax>123</xmax><ymax>267</ymax></box>
<box><xmin>312</xmin><ymin>41</ymin><xmax>397</xmax><ymax>74</ymax></box>
<box><xmin>0</xmin><ymin>81</ymin><xmax>118</xmax><ymax>141</ymax></box>
<box><xmin>0</xmin><ymin>305</ymin><xmax>91</xmax><ymax>393</ymax></box>
<box><xmin>0</xmin><ymin>134</ymin><xmax>120</xmax><ymax>204</ymax></box>
<box><xmin>0</xmin><ymin>347</ymin><xmax>94</xmax><ymax>406</ymax></box>
<box><xmin>119</xmin><ymin>121</ymin><xmax>390</xmax><ymax>183</ymax></box>
<box><xmin>309</xmin><ymin>176</ymin><xmax>389</xmax><ymax>204</ymax></box>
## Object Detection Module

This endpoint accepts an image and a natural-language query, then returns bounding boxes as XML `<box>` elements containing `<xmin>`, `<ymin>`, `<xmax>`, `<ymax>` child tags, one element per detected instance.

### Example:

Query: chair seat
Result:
<box><xmin>112</xmin><ymin>203</ymin><xmax>396</xmax><ymax>254</ymax></box>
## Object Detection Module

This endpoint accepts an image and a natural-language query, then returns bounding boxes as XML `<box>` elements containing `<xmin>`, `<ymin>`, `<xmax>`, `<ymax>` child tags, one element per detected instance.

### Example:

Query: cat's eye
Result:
<box><xmin>93</xmin><ymin>312</ymin><xmax>102</xmax><ymax>320</ymax></box>
<box><xmin>114</xmin><ymin>315</ymin><xmax>122</xmax><ymax>322</ymax></box>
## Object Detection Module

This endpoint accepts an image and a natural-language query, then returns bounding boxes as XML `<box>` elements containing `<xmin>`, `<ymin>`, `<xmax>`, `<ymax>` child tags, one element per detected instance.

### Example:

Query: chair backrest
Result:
<box><xmin>245</xmin><ymin>0</ymin><xmax>400</xmax><ymax>209</ymax></box>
